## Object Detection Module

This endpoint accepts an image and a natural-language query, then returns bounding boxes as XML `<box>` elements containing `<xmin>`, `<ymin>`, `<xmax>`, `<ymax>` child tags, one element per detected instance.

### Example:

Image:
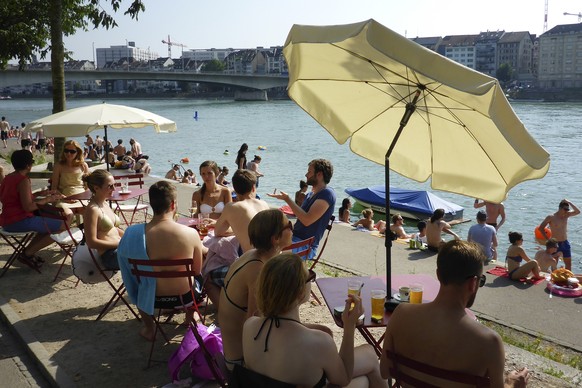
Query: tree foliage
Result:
<box><xmin>0</xmin><ymin>0</ymin><xmax>144</xmax><ymax>70</ymax></box>
<box><xmin>496</xmin><ymin>63</ymin><xmax>513</xmax><ymax>84</ymax></box>
<box><xmin>201</xmin><ymin>59</ymin><xmax>226</xmax><ymax>72</ymax></box>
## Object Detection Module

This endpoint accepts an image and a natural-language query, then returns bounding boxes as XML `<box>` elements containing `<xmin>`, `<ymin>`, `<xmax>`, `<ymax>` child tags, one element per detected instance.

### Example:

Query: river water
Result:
<box><xmin>2</xmin><ymin>98</ymin><xmax>582</xmax><ymax>272</ymax></box>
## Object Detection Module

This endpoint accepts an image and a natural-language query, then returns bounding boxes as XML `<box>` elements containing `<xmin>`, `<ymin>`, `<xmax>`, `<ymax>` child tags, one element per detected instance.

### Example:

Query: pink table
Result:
<box><xmin>176</xmin><ymin>217</ymin><xmax>200</xmax><ymax>228</ymax></box>
<box><xmin>67</xmin><ymin>188</ymin><xmax>149</xmax><ymax>225</ymax></box>
<box><xmin>316</xmin><ymin>274</ymin><xmax>475</xmax><ymax>357</ymax></box>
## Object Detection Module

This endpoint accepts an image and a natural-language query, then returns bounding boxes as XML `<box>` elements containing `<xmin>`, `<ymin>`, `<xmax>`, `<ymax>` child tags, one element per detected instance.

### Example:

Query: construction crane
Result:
<box><xmin>544</xmin><ymin>0</ymin><xmax>548</xmax><ymax>31</ymax></box>
<box><xmin>563</xmin><ymin>12</ymin><xmax>582</xmax><ymax>22</ymax></box>
<box><xmin>161</xmin><ymin>35</ymin><xmax>187</xmax><ymax>58</ymax></box>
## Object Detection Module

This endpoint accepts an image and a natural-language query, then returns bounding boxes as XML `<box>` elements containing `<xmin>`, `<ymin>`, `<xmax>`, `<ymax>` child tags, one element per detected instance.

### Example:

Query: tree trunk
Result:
<box><xmin>49</xmin><ymin>0</ymin><xmax>66</xmax><ymax>159</ymax></box>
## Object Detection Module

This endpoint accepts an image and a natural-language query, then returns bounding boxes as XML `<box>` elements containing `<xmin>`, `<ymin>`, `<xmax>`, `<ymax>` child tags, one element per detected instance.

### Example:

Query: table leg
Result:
<box><xmin>357</xmin><ymin>327</ymin><xmax>385</xmax><ymax>358</ymax></box>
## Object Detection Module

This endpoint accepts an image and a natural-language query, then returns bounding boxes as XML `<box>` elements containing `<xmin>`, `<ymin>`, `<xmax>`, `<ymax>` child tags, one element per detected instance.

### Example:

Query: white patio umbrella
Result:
<box><xmin>283</xmin><ymin>19</ymin><xmax>550</xmax><ymax>297</ymax></box>
<box><xmin>26</xmin><ymin>103</ymin><xmax>177</xmax><ymax>170</ymax></box>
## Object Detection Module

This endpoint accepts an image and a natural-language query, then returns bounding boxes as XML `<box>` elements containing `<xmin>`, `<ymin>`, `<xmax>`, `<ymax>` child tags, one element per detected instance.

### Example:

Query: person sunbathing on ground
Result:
<box><xmin>380</xmin><ymin>240</ymin><xmax>529</xmax><ymax>387</ymax></box>
<box><xmin>506</xmin><ymin>231</ymin><xmax>545</xmax><ymax>281</ymax></box>
<box><xmin>191</xmin><ymin>160</ymin><xmax>232</xmax><ymax>220</ymax></box>
<box><xmin>414</xmin><ymin>220</ymin><xmax>427</xmax><ymax>243</ymax></box>
<box><xmin>217</xmin><ymin>166</ymin><xmax>229</xmax><ymax>186</ymax></box>
<box><xmin>0</xmin><ymin>150</ymin><xmax>68</xmax><ymax>268</ymax></box>
<box><xmin>51</xmin><ymin>140</ymin><xmax>89</xmax><ymax>197</ymax></box>
<box><xmin>338</xmin><ymin>197</ymin><xmax>351</xmax><ymax>223</ymax></box>
<box><xmin>389</xmin><ymin>213</ymin><xmax>413</xmax><ymax>239</ymax></box>
<box><xmin>218</xmin><ymin>209</ymin><xmax>294</xmax><ymax>371</ymax></box>
<box><xmin>534</xmin><ymin>238</ymin><xmax>562</xmax><ymax>273</ymax></box>
<box><xmin>426</xmin><ymin>208</ymin><xmax>460</xmax><ymax>252</ymax></box>
<box><xmin>239</xmin><ymin>254</ymin><xmax>387</xmax><ymax>388</ymax></box>
<box><xmin>117</xmin><ymin>181</ymin><xmax>204</xmax><ymax>341</ymax></box>
<box><xmin>353</xmin><ymin>208</ymin><xmax>375</xmax><ymax>231</ymax></box>
<box><xmin>203</xmin><ymin>170</ymin><xmax>270</xmax><ymax>309</ymax></box>
<box><xmin>82</xmin><ymin>170</ymin><xmax>123</xmax><ymax>271</ymax></box>
<box><xmin>165</xmin><ymin>164</ymin><xmax>180</xmax><ymax>181</ymax></box>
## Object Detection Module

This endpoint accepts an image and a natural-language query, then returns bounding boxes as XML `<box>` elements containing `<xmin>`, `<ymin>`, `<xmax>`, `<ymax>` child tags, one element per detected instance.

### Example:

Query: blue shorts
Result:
<box><xmin>3</xmin><ymin>216</ymin><xmax>62</xmax><ymax>234</ymax></box>
<box><xmin>291</xmin><ymin>235</ymin><xmax>317</xmax><ymax>260</ymax></box>
<box><xmin>557</xmin><ymin>240</ymin><xmax>571</xmax><ymax>258</ymax></box>
<box><xmin>101</xmin><ymin>248</ymin><xmax>119</xmax><ymax>270</ymax></box>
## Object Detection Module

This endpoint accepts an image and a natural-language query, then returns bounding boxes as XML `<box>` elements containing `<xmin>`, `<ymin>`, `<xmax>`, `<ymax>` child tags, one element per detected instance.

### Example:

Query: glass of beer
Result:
<box><xmin>198</xmin><ymin>212</ymin><xmax>210</xmax><ymax>236</ymax></box>
<box><xmin>409</xmin><ymin>283</ymin><xmax>423</xmax><ymax>304</ymax></box>
<box><xmin>347</xmin><ymin>279</ymin><xmax>363</xmax><ymax>310</ymax></box>
<box><xmin>189</xmin><ymin>201</ymin><xmax>197</xmax><ymax>218</ymax></box>
<box><xmin>370</xmin><ymin>289</ymin><xmax>386</xmax><ymax>323</ymax></box>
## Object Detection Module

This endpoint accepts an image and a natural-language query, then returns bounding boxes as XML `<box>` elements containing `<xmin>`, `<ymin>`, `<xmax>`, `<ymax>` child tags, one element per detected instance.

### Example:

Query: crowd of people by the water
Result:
<box><xmin>0</xmin><ymin>139</ymin><xmax>537</xmax><ymax>387</ymax></box>
<box><xmin>344</xmin><ymin>190</ymin><xmax>579</xmax><ymax>280</ymax></box>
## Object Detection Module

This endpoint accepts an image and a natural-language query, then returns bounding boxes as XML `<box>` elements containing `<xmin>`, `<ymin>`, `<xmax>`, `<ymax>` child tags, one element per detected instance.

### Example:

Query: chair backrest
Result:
<box><xmin>114</xmin><ymin>173</ymin><xmax>144</xmax><ymax>188</ymax></box>
<box><xmin>309</xmin><ymin>215</ymin><xmax>335</xmax><ymax>270</ymax></box>
<box><xmin>385</xmin><ymin>350</ymin><xmax>491</xmax><ymax>388</ymax></box>
<box><xmin>128</xmin><ymin>258</ymin><xmax>196</xmax><ymax>285</ymax></box>
<box><xmin>37</xmin><ymin>204</ymin><xmax>79</xmax><ymax>242</ymax></box>
<box><xmin>283</xmin><ymin>236</ymin><xmax>314</xmax><ymax>261</ymax></box>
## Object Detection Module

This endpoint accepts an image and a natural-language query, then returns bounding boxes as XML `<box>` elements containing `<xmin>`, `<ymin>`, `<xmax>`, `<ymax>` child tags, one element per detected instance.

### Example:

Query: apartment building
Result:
<box><xmin>497</xmin><ymin>31</ymin><xmax>535</xmax><ymax>82</ymax></box>
<box><xmin>95</xmin><ymin>42</ymin><xmax>159</xmax><ymax>69</ymax></box>
<box><xmin>538</xmin><ymin>23</ymin><xmax>582</xmax><ymax>89</ymax></box>
<box><xmin>439</xmin><ymin>34</ymin><xmax>478</xmax><ymax>69</ymax></box>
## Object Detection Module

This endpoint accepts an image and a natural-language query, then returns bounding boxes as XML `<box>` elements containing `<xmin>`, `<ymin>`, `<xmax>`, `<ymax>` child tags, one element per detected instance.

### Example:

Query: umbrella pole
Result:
<box><xmin>385</xmin><ymin>90</ymin><xmax>421</xmax><ymax>302</ymax></box>
<box><xmin>104</xmin><ymin>125</ymin><xmax>110</xmax><ymax>172</ymax></box>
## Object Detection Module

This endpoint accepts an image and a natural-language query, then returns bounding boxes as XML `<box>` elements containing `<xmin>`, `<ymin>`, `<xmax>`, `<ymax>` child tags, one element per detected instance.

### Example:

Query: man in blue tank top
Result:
<box><xmin>269</xmin><ymin>159</ymin><xmax>336</xmax><ymax>259</ymax></box>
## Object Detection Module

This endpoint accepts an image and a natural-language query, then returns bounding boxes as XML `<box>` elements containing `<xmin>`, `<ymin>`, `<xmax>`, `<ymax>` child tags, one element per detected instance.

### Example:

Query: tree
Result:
<box><xmin>1</xmin><ymin>0</ymin><xmax>144</xmax><ymax>112</ymax></box>
<box><xmin>1</xmin><ymin>0</ymin><xmax>144</xmax><ymax>157</ymax></box>
<box><xmin>201</xmin><ymin>59</ymin><xmax>225</xmax><ymax>72</ymax></box>
<box><xmin>496</xmin><ymin>63</ymin><xmax>513</xmax><ymax>85</ymax></box>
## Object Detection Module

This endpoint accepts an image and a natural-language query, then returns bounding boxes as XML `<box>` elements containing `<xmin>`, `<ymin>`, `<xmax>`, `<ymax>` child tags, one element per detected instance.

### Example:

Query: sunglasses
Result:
<box><xmin>466</xmin><ymin>274</ymin><xmax>486</xmax><ymax>287</ymax></box>
<box><xmin>63</xmin><ymin>149</ymin><xmax>77</xmax><ymax>154</ymax></box>
<box><xmin>282</xmin><ymin>220</ymin><xmax>293</xmax><ymax>232</ymax></box>
<box><xmin>306</xmin><ymin>269</ymin><xmax>316</xmax><ymax>284</ymax></box>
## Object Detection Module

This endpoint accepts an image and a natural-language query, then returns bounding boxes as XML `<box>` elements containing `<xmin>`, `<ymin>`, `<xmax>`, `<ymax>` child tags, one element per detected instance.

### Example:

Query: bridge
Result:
<box><xmin>0</xmin><ymin>69</ymin><xmax>289</xmax><ymax>90</ymax></box>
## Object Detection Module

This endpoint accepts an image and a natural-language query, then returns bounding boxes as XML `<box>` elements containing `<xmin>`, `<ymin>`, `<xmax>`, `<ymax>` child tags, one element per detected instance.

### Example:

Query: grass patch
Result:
<box><xmin>483</xmin><ymin>320</ymin><xmax>582</xmax><ymax>371</ymax></box>
<box><xmin>543</xmin><ymin>367</ymin><xmax>566</xmax><ymax>379</ymax></box>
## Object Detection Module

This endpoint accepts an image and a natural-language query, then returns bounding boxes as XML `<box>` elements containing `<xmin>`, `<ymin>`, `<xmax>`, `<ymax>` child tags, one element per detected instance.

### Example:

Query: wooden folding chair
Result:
<box><xmin>37</xmin><ymin>204</ymin><xmax>84</xmax><ymax>283</ymax></box>
<box><xmin>0</xmin><ymin>227</ymin><xmax>38</xmax><ymax>278</ymax></box>
<box><xmin>385</xmin><ymin>349</ymin><xmax>491</xmax><ymax>387</ymax></box>
<box><xmin>284</xmin><ymin>236</ymin><xmax>315</xmax><ymax>261</ymax></box>
<box><xmin>128</xmin><ymin>258</ymin><xmax>204</xmax><ymax>368</ymax></box>
<box><xmin>113</xmin><ymin>173</ymin><xmax>149</xmax><ymax>225</ymax></box>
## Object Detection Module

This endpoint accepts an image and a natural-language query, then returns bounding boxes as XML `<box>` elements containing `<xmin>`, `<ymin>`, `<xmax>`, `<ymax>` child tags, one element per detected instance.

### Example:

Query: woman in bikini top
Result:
<box><xmin>191</xmin><ymin>160</ymin><xmax>232</xmax><ymax>220</ymax></box>
<box><xmin>505</xmin><ymin>231</ymin><xmax>544</xmax><ymax>281</ymax></box>
<box><xmin>239</xmin><ymin>254</ymin><xmax>387</xmax><ymax>388</ymax></box>
<box><xmin>82</xmin><ymin>170</ymin><xmax>123</xmax><ymax>258</ymax></box>
<box><xmin>218</xmin><ymin>209</ymin><xmax>293</xmax><ymax>370</ymax></box>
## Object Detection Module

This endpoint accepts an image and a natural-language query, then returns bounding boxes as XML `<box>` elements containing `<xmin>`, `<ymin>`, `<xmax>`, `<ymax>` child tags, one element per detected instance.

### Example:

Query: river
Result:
<box><xmin>2</xmin><ymin>98</ymin><xmax>582</xmax><ymax>272</ymax></box>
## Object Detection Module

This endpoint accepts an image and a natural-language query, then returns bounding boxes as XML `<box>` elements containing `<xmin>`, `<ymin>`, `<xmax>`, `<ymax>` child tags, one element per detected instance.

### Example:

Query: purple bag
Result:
<box><xmin>168</xmin><ymin>323</ymin><xmax>224</xmax><ymax>382</ymax></box>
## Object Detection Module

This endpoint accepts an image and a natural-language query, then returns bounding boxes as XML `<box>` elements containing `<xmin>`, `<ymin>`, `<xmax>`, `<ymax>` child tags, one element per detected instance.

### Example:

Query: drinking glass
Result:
<box><xmin>189</xmin><ymin>201</ymin><xmax>198</xmax><ymax>218</ymax></box>
<box><xmin>370</xmin><ymin>289</ymin><xmax>386</xmax><ymax>322</ymax></box>
<box><xmin>409</xmin><ymin>283</ymin><xmax>423</xmax><ymax>304</ymax></box>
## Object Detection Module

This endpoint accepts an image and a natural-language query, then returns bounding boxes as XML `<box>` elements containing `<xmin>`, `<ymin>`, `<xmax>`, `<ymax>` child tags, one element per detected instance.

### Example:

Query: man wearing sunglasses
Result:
<box><xmin>538</xmin><ymin>199</ymin><xmax>580</xmax><ymax>271</ymax></box>
<box><xmin>380</xmin><ymin>240</ymin><xmax>529</xmax><ymax>387</ymax></box>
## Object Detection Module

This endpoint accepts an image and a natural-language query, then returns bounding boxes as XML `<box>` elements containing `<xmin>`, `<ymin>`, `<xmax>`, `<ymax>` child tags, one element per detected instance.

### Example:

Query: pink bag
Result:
<box><xmin>168</xmin><ymin>323</ymin><xmax>224</xmax><ymax>382</ymax></box>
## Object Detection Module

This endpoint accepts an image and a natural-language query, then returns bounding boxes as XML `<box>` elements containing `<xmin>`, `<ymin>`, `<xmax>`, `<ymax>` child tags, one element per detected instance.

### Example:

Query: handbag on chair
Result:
<box><xmin>72</xmin><ymin>242</ymin><xmax>115</xmax><ymax>284</ymax></box>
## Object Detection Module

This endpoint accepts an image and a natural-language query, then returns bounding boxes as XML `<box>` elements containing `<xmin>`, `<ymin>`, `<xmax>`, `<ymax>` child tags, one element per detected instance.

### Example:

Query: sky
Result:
<box><xmin>61</xmin><ymin>0</ymin><xmax>582</xmax><ymax>61</ymax></box>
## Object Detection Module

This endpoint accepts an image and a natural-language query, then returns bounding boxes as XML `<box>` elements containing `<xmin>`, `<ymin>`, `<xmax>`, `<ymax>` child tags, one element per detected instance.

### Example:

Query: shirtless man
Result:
<box><xmin>474</xmin><ymin>199</ymin><xmax>506</xmax><ymax>231</ymax></box>
<box><xmin>0</xmin><ymin>116</ymin><xmax>10</xmax><ymax>148</ymax></box>
<box><xmin>534</xmin><ymin>238</ymin><xmax>562</xmax><ymax>273</ymax></box>
<box><xmin>205</xmin><ymin>170</ymin><xmax>269</xmax><ymax>308</ymax></box>
<box><xmin>539</xmin><ymin>199</ymin><xmax>579</xmax><ymax>270</ymax></box>
<box><xmin>380</xmin><ymin>240</ymin><xmax>529</xmax><ymax>388</ymax></box>
<box><xmin>426</xmin><ymin>208</ymin><xmax>460</xmax><ymax>252</ymax></box>
<box><xmin>389</xmin><ymin>213</ymin><xmax>412</xmax><ymax>239</ymax></box>
<box><xmin>129</xmin><ymin>138</ymin><xmax>142</xmax><ymax>159</ymax></box>
<box><xmin>117</xmin><ymin>181</ymin><xmax>204</xmax><ymax>341</ymax></box>
<box><xmin>113</xmin><ymin>139</ymin><xmax>126</xmax><ymax>160</ymax></box>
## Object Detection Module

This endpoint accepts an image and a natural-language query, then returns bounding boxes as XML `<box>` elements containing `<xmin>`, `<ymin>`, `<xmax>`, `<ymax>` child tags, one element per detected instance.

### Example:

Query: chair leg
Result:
<box><xmin>0</xmin><ymin>233</ymin><xmax>37</xmax><ymax>278</ymax></box>
<box><xmin>310</xmin><ymin>290</ymin><xmax>322</xmax><ymax>305</ymax></box>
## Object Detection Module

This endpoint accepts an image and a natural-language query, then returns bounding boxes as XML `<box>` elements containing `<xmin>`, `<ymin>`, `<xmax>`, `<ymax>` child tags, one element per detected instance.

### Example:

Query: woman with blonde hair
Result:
<box><xmin>51</xmin><ymin>139</ymin><xmax>89</xmax><ymax>196</ymax></box>
<box><xmin>239</xmin><ymin>254</ymin><xmax>386</xmax><ymax>387</ymax></box>
<box><xmin>191</xmin><ymin>160</ymin><xmax>231</xmax><ymax>219</ymax></box>
<box><xmin>82</xmin><ymin>170</ymin><xmax>123</xmax><ymax>270</ymax></box>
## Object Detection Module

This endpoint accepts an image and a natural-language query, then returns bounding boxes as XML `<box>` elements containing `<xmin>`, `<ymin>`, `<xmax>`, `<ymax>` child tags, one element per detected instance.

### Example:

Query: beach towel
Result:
<box><xmin>487</xmin><ymin>266</ymin><xmax>545</xmax><ymax>285</ymax></box>
<box><xmin>117</xmin><ymin>224</ymin><xmax>157</xmax><ymax>315</ymax></box>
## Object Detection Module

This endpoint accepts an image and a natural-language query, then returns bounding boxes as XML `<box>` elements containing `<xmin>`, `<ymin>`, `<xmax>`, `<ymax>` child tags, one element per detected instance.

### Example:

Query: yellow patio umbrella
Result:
<box><xmin>283</xmin><ymin>19</ymin><xmax>550</xmax><ymax>297</ymax></box>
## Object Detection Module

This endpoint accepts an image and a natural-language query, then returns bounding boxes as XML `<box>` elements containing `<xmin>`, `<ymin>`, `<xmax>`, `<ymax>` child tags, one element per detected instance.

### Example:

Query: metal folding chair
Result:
<box><xmin>0</xmin><ymin>227</ymin><xmax>38</xmax><ymax>277</ymax></box>
<box><xmin>128</xmin><ymin>257</ymin><xmax>204</xmax><ymax>368</ymax></box>
<box><xmin>37</xmin><ymin>204</ymin><xmax>84</xmax><ymax>283</ymax></box>
<box><xmin>113</xmin><ymin>173</ymin><xmax>149</xmax><ymax>225</ymax></box>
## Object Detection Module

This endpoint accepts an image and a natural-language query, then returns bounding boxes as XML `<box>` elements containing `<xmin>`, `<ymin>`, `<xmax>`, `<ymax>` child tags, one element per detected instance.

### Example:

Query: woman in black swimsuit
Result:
<box><xmin>218</xmin><ymin>209</ymin><xmax>294</xmax><ymax>371</ymax></box>
<box><xmin>238</xmin><ymin>254</ymin><xmax>387</xmax><ymax>388</ymax></box>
